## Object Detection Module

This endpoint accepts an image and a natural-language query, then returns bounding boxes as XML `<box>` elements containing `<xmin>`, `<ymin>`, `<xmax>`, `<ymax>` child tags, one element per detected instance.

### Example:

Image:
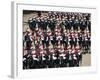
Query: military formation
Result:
<box><xmin>23</xmin><ymin>11</ymin><xmax>91</xmax><ymax>69</ymax></box>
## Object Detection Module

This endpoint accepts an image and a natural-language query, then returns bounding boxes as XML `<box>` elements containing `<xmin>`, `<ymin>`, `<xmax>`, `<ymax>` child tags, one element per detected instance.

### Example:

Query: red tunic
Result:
<box><xmin>75</xmin><ymin>45</ymin><xmax>80</xmax><ymax>51</ymax></box>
